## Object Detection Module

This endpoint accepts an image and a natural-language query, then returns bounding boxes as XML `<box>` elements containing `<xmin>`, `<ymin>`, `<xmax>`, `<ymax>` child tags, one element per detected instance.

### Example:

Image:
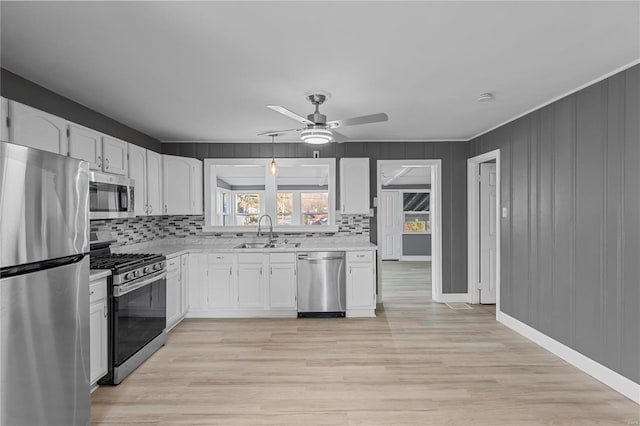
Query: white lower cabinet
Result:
<box><xmin>89</xmin><ymin>278</ymin><xmax>108</xmax><ymax>387</ymax></box>
<box><xmin>166</xmin><ymin>256</ymin><xmax>182</xmax><ymax>330</ymax></box>
<box><xmin>180</xmin><ymin>254</ymin><xmax>189</xmax><ymax>315</ymax></box>
<box><xmin>346</xmin><ymin>251</ymin><xmax>377</xmax><ymax>317</ymax></box>
<box><xmin>269</xmin><ymin>253</ymin><xmax>297</xmax><ymax>310</ymax></box>
<box><xmin>237</xmin><ymin>253</ymin><xmax>265</xmax><ymax>309</ymax></box>
<box><xmin>208</xmin><ymin>254</ymin><xmax>236</xmax><ymax>309</ymax></box>
<box><xmin>186</xmin><ymin>250</ymin><xmax>375</xmax><ymax>318</ymax></box>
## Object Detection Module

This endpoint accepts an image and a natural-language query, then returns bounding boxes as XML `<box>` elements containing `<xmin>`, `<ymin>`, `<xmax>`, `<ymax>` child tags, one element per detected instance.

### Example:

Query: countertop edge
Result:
<box><xmin>90</xmin><ymin>269</ymin><xmax>112</xmax><ymax>281</ymax></box>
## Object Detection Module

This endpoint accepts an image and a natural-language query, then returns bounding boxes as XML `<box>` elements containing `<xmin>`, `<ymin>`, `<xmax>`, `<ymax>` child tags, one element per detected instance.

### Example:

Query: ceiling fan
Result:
<box><xmin>259</xmin><ymin>93</ymin><xmax>388</xmax><ymax>144</ymax></box>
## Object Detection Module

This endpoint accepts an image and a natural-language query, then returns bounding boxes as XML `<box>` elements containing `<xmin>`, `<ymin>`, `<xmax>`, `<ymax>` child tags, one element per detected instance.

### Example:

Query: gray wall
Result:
<box><xmin>471</xmin><ymin>64</ymin><xmax>640</xmax><ymax>384</ymax></box>
<box><xmin>163</xmin><ymin>141</ymin><xmax>470</xmax><ymax>294</ymax></box>
<box><xmin>1</xmin><ymin>68</ymin><xmax>162</xmax><ymax>152</ymax></box>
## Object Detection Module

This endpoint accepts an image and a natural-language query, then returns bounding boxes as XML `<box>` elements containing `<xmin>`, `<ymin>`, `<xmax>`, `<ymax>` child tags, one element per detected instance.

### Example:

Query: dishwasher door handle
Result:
<box><xmin>300</xmin><ymin>257</ymin><xmax>344</xmax><ymax>261</ymax></box>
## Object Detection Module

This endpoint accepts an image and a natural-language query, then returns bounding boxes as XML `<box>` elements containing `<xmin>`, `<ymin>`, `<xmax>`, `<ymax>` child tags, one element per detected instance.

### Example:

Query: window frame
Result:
<box><xmin>204</xmin><ymin>158</ymin><xmax>337</xmax><ymax>233</ymax></box>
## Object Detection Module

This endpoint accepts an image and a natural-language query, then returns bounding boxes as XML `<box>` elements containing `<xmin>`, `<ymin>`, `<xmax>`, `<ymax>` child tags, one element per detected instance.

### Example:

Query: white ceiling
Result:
<box><xmin>1</xmin><ymin>1</ymin><xmax>638</xmax><ymax>143</ymax></box>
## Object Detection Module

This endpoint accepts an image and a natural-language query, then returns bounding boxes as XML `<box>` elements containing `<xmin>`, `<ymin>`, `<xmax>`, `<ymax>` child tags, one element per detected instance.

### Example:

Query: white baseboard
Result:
<box><xmin>497</xmin><ymin>311</ymin><xmax>640</xmax><ymax>404</ymax></box>
<box><xmin>439</xmin><ymin>293</ymin><xmax>470</xmax><ymax>303</ymax></box>
<box><xmin>347</xmin><ymin>309</ymin><xmax>376</xmax><ymax>318</ymax></box>
<box><xmin>186</xmin><ymin>310</ymin><xmax>297</xmax><ymax>318</ymax></box>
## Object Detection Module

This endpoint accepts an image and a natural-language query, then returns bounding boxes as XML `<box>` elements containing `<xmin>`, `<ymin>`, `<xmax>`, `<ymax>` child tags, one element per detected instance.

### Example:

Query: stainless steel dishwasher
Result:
<box><xmin>297</xmin><ymin>252</ymin><xmax>346</xmax><ymax>317</ymax></box>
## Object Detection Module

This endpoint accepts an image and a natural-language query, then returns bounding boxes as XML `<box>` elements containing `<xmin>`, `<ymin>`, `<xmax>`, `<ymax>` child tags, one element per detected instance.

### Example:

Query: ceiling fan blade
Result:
<box><xmin>327</xmin><ymin>112</ymin><xmax>388</xmax><ymax>128</ymax></box>
<box><xmin>266</xmin><ymin>105</ymin><xmax>314</xmax><ymax>125</ymax></box>
<box><xmin>257</xmin><ymin>128</ymin><xmax>302</xmax><ymax>137</ymax></box>
<box><xmin>331</xmin><ymin>130</ymin><xmax>348</xmax><ymax>143</ymax></box>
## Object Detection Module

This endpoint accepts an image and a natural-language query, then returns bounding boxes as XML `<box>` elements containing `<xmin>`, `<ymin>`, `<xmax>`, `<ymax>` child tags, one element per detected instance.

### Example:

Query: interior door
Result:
<box><xmin>479</xmin><ymin>163</ymin><xmax>497</xmax><ymax>304</ymax></box>
<box><xmin>380</xmin><ymin>191</ymin><xmax>401</xmax><ymax>260</ymax></box>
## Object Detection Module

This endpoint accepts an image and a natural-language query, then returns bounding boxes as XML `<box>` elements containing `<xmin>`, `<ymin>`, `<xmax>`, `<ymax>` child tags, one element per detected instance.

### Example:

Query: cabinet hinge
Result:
<box><xmin>6</xmin><ymin>116</ymin><xmax>10</xmax><ymax>129</ymax></box>
<box><xmin>66</xmin><ymin>127</ymin><xmax>70</xmax><ymax>138</ymax></box>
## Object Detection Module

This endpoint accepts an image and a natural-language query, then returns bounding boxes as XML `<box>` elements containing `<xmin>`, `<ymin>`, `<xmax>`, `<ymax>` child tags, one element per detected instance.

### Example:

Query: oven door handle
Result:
<box><xmin>114</xmin><ymin>271</ymin><xmax>167</xmax><ymax>297</ymax></box>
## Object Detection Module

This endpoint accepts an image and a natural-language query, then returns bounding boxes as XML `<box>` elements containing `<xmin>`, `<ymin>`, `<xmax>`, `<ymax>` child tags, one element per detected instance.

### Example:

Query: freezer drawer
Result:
<box><xmin>297</xmin><ymin>252</ymin><xmax>346</xmax><ymax>317</ymax></box>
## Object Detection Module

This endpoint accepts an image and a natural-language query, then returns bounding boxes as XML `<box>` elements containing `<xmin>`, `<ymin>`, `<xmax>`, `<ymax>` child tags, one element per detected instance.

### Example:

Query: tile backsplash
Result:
<box><xmin>91</xmin><ymin>214</ymin><xmax>369</xmax><ymax>246</ymax></box>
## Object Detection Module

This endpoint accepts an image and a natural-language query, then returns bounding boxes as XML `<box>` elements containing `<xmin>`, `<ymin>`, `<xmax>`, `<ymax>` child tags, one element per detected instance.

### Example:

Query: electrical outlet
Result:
<box><xmin>348</xmin><ymin>216</ymin><xmax>354</xmax><ymax>225</ymax></box>
<box><xmin>313</xmin><ymin>150</ymin><xmax>320</xmax><ymax>158</ymax></box>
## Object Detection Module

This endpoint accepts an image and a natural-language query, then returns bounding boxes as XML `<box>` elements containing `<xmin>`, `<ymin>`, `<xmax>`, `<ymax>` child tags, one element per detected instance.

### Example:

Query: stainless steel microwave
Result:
<box><xmin>89</xmin><ymin>171</ymin><xmax>135</xmax><ymax>220</ymax></box>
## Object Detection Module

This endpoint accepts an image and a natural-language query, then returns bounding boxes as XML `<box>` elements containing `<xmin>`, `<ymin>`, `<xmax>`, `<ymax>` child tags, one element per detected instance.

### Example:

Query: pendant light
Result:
<box><xmin>269</xmin><ymin>134</ymin><xmax>278</xmax><ymax>175</ymax></box>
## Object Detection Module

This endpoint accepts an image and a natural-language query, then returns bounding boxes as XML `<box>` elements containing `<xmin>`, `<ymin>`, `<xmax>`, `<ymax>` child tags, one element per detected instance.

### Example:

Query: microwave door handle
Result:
<box><xmin>120</xmin><ymin>187</ymin><xmax>128</xmax><ymax>210</ymax></box>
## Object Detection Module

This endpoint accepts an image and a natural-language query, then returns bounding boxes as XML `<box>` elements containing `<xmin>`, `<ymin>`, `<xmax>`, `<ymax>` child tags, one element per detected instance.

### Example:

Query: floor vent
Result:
<box><xmin>445</xmin><ymin>303</ymin><xmax>472</xmax><ymax>310</ymax></box>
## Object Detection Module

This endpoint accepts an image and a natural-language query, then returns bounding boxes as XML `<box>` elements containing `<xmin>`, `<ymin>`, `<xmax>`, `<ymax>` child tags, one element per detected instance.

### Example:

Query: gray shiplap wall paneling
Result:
<box><xmin>470</xmin><ymin>64</ymin><xmax>639</xmax><ymax>384</ymax></box>
<box><xmin>0</xmin><ymin>68</ymin><xmax>162</xmax><ymax>152</ymax></box>
<box><xmin>621</xmin><ymin>65</ymin><xmax>639</xmax><ymax>382</ymax></box>
<box><xmin>163</xmin><ymin>141</ymin><xmax>471</xmax><ymax>294</ymax></box>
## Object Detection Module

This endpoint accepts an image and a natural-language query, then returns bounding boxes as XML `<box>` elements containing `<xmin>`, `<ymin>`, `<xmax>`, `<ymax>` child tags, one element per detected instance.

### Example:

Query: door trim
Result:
<box><xmin>376</xmin><ymin>159</ymin><xmax>442</xmax><ymax>303</ymax></box>
<box><xmin>467</xmin><ymin>149</ymin><xmax>501</xmax><ymax>310</ymax></box>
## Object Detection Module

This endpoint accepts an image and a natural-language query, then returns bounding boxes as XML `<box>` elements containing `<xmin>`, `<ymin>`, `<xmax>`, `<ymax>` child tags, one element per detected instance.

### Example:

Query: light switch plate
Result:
<box><xmin>502</xmin><ymin>207</ymin><xmax>508</xmax><ymax>218</ymax></box>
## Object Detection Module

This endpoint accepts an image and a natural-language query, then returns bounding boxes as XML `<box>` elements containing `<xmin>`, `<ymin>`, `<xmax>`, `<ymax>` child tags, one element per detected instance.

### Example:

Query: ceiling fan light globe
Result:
<box><xmin>300</xmin><ymin>128</ymin><xmax>333</xmax><ymax>145</ymax></box>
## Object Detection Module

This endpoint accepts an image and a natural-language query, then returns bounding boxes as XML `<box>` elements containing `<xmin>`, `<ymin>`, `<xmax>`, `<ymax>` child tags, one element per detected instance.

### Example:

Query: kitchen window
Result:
<box><xmin>277</xmin><ymin>191</ymin><xmax>329</xmax><ymax>226</ymax></box>
<box><xmin>204</xmin><ymin>158</ymin><xmax>336</xmax><ymax>232</ymax></box>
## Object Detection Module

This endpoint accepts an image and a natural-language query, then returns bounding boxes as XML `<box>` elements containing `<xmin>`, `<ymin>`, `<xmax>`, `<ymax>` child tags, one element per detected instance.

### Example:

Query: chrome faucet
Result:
<box><xmin>257</xmin><ymin>214</ymin><xmax>275</xmax><ymax>244</ymax></box>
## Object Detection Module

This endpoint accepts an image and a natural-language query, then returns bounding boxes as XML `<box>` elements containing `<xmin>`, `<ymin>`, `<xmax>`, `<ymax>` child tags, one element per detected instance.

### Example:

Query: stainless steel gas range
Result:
<box><xmin>90</xmin><ymin>236</ymin><xmax>167</xmax><ymax>385</ymax></box>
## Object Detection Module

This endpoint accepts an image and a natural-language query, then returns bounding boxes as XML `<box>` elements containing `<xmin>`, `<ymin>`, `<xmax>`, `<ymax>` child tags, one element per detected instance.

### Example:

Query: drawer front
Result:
<box><xmin>89</xmin><ymin>279</ymin><xmax>107</xmax><ymax>304</ymax></box>
<box><xmin>237</xmin><ymin>253</ymin><xmax>264</xmax><ymax>264</ymax></box>
<box><xmin>167</xmin><ymin>257</ymin><xmax>180</xmax><ymax>271</ymax></box>
<box><xmin>209</xmin><ymin>253</ymin><xmax>234</xmax><ymax>264</ymax></box>
<box><xmin>347</xmin><ymin>251</ymin><xmax>373</xmax><ymax>263</ymax></box>
<box><xmin>269</xmin><ymin>252</ymin><xmax>295</xmax><ymax>264</ymax></box>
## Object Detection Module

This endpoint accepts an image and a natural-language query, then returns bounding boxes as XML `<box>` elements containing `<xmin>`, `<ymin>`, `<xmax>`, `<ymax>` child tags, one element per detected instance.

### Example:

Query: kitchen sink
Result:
<box><xmin>264</xmin><ymin>242</ymin><xmax>301</xmax><ymax>248</ymax></box>
<box><xmin>234</xmin><ymin>242</ymin><xmax>302</xmax><ymax>249</ymax></box>
<box><xmin>234</xmin><ymin>242</ymin><xmax>269</xmax><ymax>249</ymax></box>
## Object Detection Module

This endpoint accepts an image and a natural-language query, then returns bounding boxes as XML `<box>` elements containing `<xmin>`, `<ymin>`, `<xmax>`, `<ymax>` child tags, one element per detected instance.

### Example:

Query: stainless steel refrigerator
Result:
<box><xmin>0</xmin><ymin>141</ymin><xmax>91</xmax><ymax>425</ymax></box>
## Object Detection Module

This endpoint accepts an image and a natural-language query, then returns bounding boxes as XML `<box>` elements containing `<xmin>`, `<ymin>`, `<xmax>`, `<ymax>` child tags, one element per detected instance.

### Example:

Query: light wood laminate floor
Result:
<box><xmin>92</xmin><ymin>261</ymin><xmax>639</xmax><ymax>425</ymax></box>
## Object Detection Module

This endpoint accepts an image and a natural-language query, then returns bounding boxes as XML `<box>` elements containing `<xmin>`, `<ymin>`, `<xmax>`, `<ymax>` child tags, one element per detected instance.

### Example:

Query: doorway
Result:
<box><xmin>376</xmin><ymin>160</ymin><xmax>442</xmax><ymax>304</ymax></box>
<box><xmin>467</xmin><ymin>150</ymin><xmax>501</xmax><ymax>312</ymax></box>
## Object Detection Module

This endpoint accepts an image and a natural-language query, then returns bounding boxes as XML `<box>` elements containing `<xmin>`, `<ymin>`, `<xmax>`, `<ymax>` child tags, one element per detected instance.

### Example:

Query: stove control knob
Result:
<box><xmin>153</xmin><ymin>263</ymin><xmax>161</xmax><ymax>271</ymax></box>
<box><xmin>133</xmin><ymin>270</ymin><xmax>140</xmax><ymax>278</ymax></box>
<box><xmin>124</xmin><ymin>272</ymin><xmax>132</xmax><ymax>280</ymax></box>
<box><xmin>143</xmin><ymin>267</ymin><xmax>150</xmax><ymax>274</ymax></box>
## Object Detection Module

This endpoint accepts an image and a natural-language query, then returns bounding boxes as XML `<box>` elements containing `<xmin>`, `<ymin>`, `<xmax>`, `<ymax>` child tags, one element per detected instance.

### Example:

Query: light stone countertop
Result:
<box><xmin>114</xmin><ymin>237</ymin><xmax>377</xmax><ymax>259</ymax></box>
<box><xmin>90</xmin><ymin>269</ymin><xmax>111</xmax><ymax>281</ymax></box>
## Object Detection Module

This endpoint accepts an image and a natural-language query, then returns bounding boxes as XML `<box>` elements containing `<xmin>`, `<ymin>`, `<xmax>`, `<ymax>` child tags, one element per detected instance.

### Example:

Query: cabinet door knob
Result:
<box><xmin>104</xmin><ymin>158</ymin><xmax>110</xmax><ymax>170</ymax></box>
<box><xmin>97</xmin><ymin>155</ymin><xmax>102</xmax><ymax>169</ymax></box>
<box><xmin>103</xmin><ymin>305</ymin><xmax>108</xmax><ymax>318</ymax></box>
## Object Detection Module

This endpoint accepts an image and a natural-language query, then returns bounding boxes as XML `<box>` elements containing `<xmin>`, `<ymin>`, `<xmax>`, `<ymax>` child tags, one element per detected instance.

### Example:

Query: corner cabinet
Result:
<box><xmin>8</xmin><ymin>101</ymin><xmax>69</xmax><ymax>155</ymax></box>
<box><xmin>340</xmin><ymin>158</ymin><xmax>370</xmax><ymax>214</ymax></box>
<box><xmin>89</xmin><ymin>277</ymin><xmax>108</xmax><ymax>387</ymax></box>
<box><xmin>162</xmin><ymin>154</ymin><xmax>203</xmax><ymax>215</ymax></box>
<box><xmin>346</xmin><ymin>251</ymin><xmax>376</xmax><ymax>317</ymax></box>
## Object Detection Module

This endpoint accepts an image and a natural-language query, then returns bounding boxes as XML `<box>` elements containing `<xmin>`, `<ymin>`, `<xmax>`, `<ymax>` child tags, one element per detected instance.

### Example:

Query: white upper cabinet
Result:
<box><xmin>101</xmin><ymin>136</ymin><xmax>128</xmax><ymax>175</ymax></box>
<box><xmin>340</xmin><ymin>158</ymin><xmax>370</xmax><ymax>214</ymax></box>
<box><xmin>162</xmin><ymin>154</ymin><xmax>203</xmax><ymax>215</ymax></box>
<box><xmin>128</xmin><ymin>144</ymin><xmax>148</xmax><ymax>216</ymax></box>
<box><xmin>146</xmin><ymin>150</ymin><xmax>163</xmax><ymax>216</ymax></box>
<box><xmin>8</xmin><ymin>101</ymin><xmax>69</xmax><ymax>155</ymax></box>
<box><xmin>1</xmin><ymin>97</ymin><xmax>8</xmax><ymax>142</ymax></box>
<box><xmin>68</xmin><ymin>124</ymin><xmax>102</xmax><ymax>170</ymax></box>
